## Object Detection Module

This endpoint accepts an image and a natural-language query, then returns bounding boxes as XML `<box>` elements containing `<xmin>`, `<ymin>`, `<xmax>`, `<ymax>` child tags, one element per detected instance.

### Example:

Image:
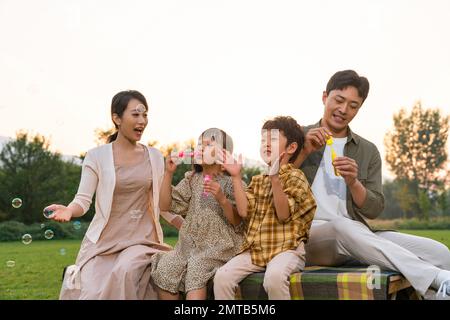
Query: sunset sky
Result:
<box><xmin>1</xmin><ymin>0</ymin><xmax>449</xmax><ymax>179</ymax></box>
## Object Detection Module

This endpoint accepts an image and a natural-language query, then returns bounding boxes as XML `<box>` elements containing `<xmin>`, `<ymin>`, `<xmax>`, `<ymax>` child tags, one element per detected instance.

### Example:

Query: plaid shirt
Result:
<box><xmin>240</xmin><ymin>164</ymin><xmax>317</xmax><ymax>267</ymax></box>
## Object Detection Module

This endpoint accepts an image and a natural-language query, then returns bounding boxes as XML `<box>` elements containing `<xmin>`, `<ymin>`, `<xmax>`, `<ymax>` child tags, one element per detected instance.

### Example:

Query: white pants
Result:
<box><xmin>305</xmin><ymin>219</ymin><xmax>450</xmax><ymax>295</ymax></box>
<box><xmin>214</xmin><ymin>242</ymin><xmax>306</xmax><ymax>300</ymax></box>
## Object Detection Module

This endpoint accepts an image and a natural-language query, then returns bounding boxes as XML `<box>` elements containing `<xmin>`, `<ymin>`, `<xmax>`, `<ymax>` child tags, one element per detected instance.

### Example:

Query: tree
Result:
<box><xmin>94</xmin><ymin>127</ymin><xmax>115</xmax><ymax>145</ymax></box>
<box><xmin>0</xmin><ymin>131</ymin><xmax>82</xmax><ymax>224</ymax></box>
<box><xmin>381</xmin><ymin>180</ymin><xmax>407</xmax><ymax>219</ymax></box>
<box><xmin>393</xmin><ymin>180</ymin><xmax>417</xmax><ymax>219</ymax></box>
<box><xmin>384</xmin><ymin>102</ymin><xmax>449</xmax><ymax>219</ymax></box>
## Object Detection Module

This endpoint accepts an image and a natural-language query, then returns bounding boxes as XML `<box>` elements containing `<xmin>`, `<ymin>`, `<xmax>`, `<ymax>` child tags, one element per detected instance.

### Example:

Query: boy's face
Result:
<box><xmin>322</xmin><ymin>86</ymin><xmax>363</xmax><ymax>136</ymax></box>
<box><xmin>260</xmin><ymin>129</ymin><xmax>288</xmax><ymax>165</ymax></box>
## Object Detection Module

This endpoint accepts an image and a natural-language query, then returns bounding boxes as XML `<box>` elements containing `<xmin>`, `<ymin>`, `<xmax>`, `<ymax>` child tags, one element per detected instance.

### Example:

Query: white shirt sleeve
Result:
<box><xmin>69</xmin><ymin>151</ymin><xmax>98</xmax><ymax>215</ymax></box>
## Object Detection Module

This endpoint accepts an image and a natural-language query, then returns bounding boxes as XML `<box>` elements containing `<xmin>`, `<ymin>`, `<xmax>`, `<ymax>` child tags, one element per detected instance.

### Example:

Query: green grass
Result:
<box><xmin>0</xmin><ymin>237</ymin><xmax>178</xmax><ymax>300</ymax></box>
<box><xmin>1</xmin><ymin>231</ymin><xmax>449</xmax><ymax>300</ymax></box>
<box><xmin>399</xmin><ymin>230</ymin><xmax>450</xmax><ymax>249</ymax></box>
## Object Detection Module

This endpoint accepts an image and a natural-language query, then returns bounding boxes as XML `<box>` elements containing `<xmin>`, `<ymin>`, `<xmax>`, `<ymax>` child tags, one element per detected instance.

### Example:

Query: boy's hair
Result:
<box><xmin>262</xmin><ymin>116</ymin><xmax>305</xmax><ymax>163</ymax></box>
<box><xmin>326</xmin><ymin>70</ymin><xmax>370</xmax><ymax>103</ymax></box>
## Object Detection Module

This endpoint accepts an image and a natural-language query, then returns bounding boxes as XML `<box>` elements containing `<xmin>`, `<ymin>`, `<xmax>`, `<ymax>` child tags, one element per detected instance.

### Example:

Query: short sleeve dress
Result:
<box><xmin>150</xmin><ymin>171</ymin><xmax>245</xmax><ymax>294</ymax></box>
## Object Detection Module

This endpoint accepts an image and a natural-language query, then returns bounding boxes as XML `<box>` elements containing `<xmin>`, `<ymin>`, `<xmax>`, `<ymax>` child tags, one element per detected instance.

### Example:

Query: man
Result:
<box><xmin>294</xmin><ymin>70</ymin><xmax>450</xmax><ymax>298</ymax></box>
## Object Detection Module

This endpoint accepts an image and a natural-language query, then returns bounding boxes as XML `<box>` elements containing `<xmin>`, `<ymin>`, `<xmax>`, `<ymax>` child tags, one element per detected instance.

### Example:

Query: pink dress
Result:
<box><xmin>59</xmin><ymin>149</ymin><xmax>171</xmax><ymax>300</ymax></box>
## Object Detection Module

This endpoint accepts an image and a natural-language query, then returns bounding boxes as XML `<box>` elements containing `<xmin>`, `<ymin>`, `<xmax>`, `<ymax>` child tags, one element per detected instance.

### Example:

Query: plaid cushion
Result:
<box><xmin>235</xmin><ymin>266</ymin><xmax>405</xmax><ymax>300</ymax></box>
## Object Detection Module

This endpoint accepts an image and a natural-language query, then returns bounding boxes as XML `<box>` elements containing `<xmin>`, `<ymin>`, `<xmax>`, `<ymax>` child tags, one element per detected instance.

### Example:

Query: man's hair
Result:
<box><xmin>326</xmin><ymin>70</ymin><xmax>370</xmax><ymax>103</ymax></box>
<box><xmin>262</xmin><ymin>116</ymin><xmax>305</xmax><ymax>163</ymax></box>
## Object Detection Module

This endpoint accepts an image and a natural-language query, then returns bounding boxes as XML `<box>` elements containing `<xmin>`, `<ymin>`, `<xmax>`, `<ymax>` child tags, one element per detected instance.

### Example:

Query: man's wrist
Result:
<box><xmin>348</xmin><ymin>178</ymin><xmax>361</xmax><ymax>190</ymax></box>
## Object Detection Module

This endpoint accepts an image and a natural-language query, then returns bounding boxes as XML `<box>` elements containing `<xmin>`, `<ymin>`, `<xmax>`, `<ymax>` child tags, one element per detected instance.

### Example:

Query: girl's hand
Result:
<box><xmin>165</xmin><ymin>155</ymin><xmax>178</xmax><ymax>174</ymax></box>
<box><xmin>44</xmin><ymin>204</ymin><xmax>73</xmax><ymax>222</ymax></box>
<box><xmin>203</xmin><ymin>179</ymin><xmax>226</xmax><ymax>203</ymax></box>
<box><xmin>217</xmin><ymin>149</ymin><xmax>243</xmax><ymax>177</ymax></box>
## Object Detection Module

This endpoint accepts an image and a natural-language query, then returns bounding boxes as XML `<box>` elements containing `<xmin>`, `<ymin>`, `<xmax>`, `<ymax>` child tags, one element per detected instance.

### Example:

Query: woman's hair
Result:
<box><xmin>107</xmin><ymin>90</ymin><xmax>149</xmax><ymax>143</ymax></box>
<box><xmin>193</xmin><ymin>128</ymin><xmax>234</xmax><ymax>173</ymax></box>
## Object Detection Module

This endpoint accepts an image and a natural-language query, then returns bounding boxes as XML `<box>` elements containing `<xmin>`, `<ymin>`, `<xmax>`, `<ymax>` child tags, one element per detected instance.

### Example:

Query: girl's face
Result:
<box><xmin>114</xmin><ymin>98</ymin><xmax>148</xmax><ymax>142</ymax></box>
<box><xmin>194</xmin><ymin>138</ymin><xmax>218</xmax><ymax>165</ymax></box>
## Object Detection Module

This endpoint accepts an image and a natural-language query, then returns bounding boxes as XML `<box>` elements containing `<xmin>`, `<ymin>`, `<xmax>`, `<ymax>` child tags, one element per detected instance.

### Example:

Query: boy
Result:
<box><xmin>214</xmin><ymin>116</ymin><xmax>317</xmax><ymax>299</ymax></box>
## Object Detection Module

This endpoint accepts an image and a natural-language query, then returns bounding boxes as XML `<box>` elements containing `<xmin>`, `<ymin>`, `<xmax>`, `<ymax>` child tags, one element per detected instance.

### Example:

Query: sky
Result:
<box><xmin>1</xmin><ymin>0</ymin><xmax>450</xmax><ymax>180</ymax></box>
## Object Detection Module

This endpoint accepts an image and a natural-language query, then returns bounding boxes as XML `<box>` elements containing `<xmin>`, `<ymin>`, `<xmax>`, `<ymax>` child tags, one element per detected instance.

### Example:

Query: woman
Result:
<box><xmin>45</xmin><ymin>90</ymin><xmax>182</xmax><ymax>299</ymax></box>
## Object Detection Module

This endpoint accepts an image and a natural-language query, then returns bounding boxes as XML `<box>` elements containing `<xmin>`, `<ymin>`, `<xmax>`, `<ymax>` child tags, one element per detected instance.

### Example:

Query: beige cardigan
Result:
<box><xmin>70</xmin><ymin>143</ymin><xmax>176</xmax><ymax>244</ymax></box>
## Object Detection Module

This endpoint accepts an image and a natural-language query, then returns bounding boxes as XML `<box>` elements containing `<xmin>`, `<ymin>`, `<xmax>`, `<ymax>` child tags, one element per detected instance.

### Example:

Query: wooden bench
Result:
<box><xmin>231</xmin><ymin>266</ymin><xmax>420</xmax><ymax>300</ymax></box>
<box><xmin>63</xmin><ymin>265</ymin><xmax>420</xmax><ymax>300</ymax></box>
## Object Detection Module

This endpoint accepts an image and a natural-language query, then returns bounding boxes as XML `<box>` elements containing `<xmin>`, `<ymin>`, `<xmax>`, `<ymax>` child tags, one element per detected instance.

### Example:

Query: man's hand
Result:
<box><xmin>333</xmin><ymin>156</ymin><xmax>358</xmax><ymax>187</ymax></box>
<box><xmin>303</xmin><ymin>127</ymin><xmax>333</xmax><ymax>155</ymax></box>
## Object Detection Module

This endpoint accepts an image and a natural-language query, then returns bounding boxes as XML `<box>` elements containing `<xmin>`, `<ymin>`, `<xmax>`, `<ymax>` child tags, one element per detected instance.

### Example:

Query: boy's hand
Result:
<box><xmin>217</xmin><ymin>149</ymin><xmax>243</xmax><ymax>177</ymax></box>
<box><xmin>269</xmin><ymin>152</ymin><xmax>287</xmax><ymax>176</ymax></box>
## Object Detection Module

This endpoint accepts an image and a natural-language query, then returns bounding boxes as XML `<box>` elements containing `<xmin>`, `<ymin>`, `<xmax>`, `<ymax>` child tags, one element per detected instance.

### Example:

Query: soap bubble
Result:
<box><xmin>44</xmin><ymin>229</ymin><xmax>54</xmax><ymax>240</ymax></box>
<box><xmin>43</xmin><ymin>209</ymin><xmax>53</xmax><ymax>219</ymax></box>
<box><xmin>73</xmin><ymin>221</ymin><xmax>81</xmax><ymax>230</ymax></box>
<box><xmin>135</xmin><ymin>104</ymin><xmax>146</xmax><ymax>113</ymax></box>
<box><xmin>22</xmin><ymin>234</ymin><xmax>32</xmax><ymax>245</ymax></box>
<box><xmin>40</xmin><ymin>223</ymin><xmax>45</xmax><ymax>229</ymax></box>
<box><xmin>12</xmin><ymin>198</ymin><xmax>23</xmax><ymax>209</ymax></box>
<box><xmin>59</xmin><ymin>248</ymin><xmax>66</xmax><ymax>256</ymax></box>
<box><xmin>6</xmin><ymin>260</ymin><xmax>16</xmax><ymax>268</ymax></box>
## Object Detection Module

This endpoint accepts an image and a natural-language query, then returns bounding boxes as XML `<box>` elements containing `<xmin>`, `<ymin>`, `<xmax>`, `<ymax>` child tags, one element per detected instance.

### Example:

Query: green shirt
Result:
<box><xmin>300</xmin><ymin>120</ymin><xmax>385</xmax><ymax>229</ymax></box>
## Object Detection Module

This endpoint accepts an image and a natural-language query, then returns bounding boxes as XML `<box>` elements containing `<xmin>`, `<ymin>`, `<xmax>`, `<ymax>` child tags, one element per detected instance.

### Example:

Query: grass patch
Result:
<box><xmin>0</xmin><ymin>237</ymin><xmax>178</xmax><ymax>300</ymax></box>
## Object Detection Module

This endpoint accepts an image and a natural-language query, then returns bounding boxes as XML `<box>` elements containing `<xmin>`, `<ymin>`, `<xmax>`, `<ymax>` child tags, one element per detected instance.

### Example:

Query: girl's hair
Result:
<box><xmin>193</xmin><ymin>128</ymin><xmax>234</xmax><ymax>173</ymax></box>
<box><xmin>107</xmin><ymin>90</ymin><xmax>149</xmax><ymax>143</ymax></box>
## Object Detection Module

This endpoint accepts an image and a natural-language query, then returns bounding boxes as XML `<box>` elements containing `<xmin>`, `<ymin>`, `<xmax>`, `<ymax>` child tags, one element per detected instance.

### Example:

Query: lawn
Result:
<box><xmin>0</xmin><ymin>237</ymin><xmax>177</xmax><ymax>300</ymax></box>
<box><xmin>1</xmin><ymin>231</ymin><xmax>449</xmax><ymax>300</ymax></box>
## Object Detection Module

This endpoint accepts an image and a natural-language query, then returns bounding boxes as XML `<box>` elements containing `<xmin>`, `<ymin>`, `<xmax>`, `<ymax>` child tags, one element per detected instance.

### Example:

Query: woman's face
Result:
<box><xmin>114</xmin><ymin>98</ymin><xmax>148</xmax><ymax>142</ymax></box>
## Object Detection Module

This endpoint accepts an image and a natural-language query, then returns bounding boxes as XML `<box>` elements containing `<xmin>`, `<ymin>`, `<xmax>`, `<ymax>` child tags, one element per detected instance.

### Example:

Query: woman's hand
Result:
<box><xmin>44</xmin><ymin>204</ymin><xmax>73</xmax><ymax>222</ymax></box>
<box><xmin>217</xmin><ymin>149</ymin><xmax>243</xmax><ymax>177</ymax></box>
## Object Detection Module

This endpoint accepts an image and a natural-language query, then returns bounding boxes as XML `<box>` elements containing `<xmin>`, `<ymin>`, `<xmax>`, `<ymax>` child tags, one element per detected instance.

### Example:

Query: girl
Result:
<box><xmin>45</xmin><ymin>90</ymin><xmax>182</xmax><ymax>299</ymax></box>
<box><xmin>150</xmin><ymin>128</ymin><xmax>245</xmax><ymax>300</ymax></box>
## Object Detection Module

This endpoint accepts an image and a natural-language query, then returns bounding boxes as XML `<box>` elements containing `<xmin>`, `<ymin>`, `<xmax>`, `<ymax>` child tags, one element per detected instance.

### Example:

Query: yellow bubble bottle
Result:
<box><xmin>326</xmin><ymin>136</ymin><xmax>340</xmax><ymax>176</ymax></box>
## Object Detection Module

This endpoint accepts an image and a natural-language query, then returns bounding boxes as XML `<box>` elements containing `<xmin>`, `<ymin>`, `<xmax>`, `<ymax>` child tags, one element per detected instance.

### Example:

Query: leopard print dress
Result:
<box><xmin>150</xmin><ymin>171</ymin><xmax>245</xmax><ymax>294</ymax></box>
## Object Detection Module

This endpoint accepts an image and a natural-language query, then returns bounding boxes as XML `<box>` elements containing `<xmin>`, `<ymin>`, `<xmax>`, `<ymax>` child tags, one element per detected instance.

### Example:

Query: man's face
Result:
<box><xmin>322</xmin><ymin>86</ymin><xmax>363</xmax><ymax>136</ymax></box>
